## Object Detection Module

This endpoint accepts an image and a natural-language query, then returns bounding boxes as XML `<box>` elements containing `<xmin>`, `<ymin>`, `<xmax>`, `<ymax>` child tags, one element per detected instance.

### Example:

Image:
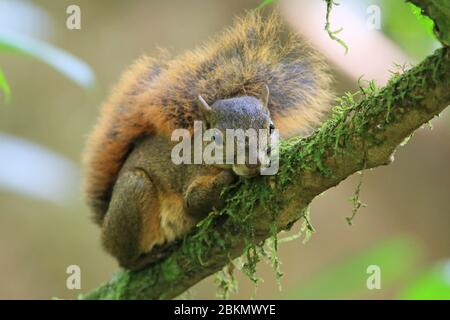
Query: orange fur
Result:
<box><xmin>83</xmin><ymin>11</ymin><xmax>333</xmax><ymax>223</ymax></box>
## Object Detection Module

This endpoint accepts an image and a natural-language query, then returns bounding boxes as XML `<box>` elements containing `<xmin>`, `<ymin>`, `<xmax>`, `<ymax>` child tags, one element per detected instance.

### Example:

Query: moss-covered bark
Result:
<box><xmin>80</xmin><ymin>0</ymin><xmax>450</xmax><ymax>300</ymax></box>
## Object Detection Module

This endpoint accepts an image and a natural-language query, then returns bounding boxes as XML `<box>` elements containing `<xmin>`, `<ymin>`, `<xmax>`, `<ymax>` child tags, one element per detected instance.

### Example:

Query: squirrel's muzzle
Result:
<box><xmin>232</xmin><ymin>163</ymin><xmax>260</xmax><ymax>177</ymax></box>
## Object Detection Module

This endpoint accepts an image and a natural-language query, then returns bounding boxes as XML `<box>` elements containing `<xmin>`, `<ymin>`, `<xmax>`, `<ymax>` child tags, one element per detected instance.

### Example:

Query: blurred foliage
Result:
<box><xmin>401</xmin><ymin>261</ymin><xmax>450</xmax><ymax>300</ymax></box>
<box><xmin>0</xmin><ymin>66</ymin><xmax>11</xmax><ymax>104</ymax></box>
<box><xmin>258</xmin><ymin>0</ymin><xmax>438</xmax><ymax>59</ymax></box>
<box><xmin>0</xmin><ymin>0</ymin><xmax>95</xmax><ymax>104</ymax></box>
<box><xmin>286</xmin><ymin>237</ymin><xmax>421</xmax><ymax>299</ymax></box>
<box><xmin>0</xmin><ymin>33</ymin><xmax>96</xmax><ymax>95</ymax></box>
<box><xmin>0</xmin><ymin>1</ymin><xmax>89</xmax><ymax>202</ymax></box>
<box><xmin>374</xmin><ymin>0</ymin><xmax>439</xmax><ymax>60</ymax></box>
<box><xmin>287</xmin><ymin>235</ymin><xmax>450</xmax><ymax>299</ymax></box>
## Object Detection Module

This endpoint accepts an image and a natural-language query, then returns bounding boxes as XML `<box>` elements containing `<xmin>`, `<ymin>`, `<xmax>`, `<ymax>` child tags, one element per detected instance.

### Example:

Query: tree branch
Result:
<box><xmin>80</xmin><ymin>1</ymin><xmax>450</xmax><ymax>300</ymax></box>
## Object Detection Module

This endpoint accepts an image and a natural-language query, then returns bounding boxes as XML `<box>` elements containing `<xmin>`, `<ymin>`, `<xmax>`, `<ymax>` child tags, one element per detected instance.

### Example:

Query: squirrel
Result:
<box><xmin>83</xmin><ymin>11</ymin><xmax>333</xmax><ymax>270</ymax></box>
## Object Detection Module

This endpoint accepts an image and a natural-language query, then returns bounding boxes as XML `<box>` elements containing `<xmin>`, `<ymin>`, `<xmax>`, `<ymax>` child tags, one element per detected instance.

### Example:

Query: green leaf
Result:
<box><xmin>0</xmin><ymin>32</ymin><xmax>95</xmax><ymax>89</ymax></box>
<box><xmin>0</xmin><ymin>66</ymin><xmax>11</xmax><ymax>104</ymax></box>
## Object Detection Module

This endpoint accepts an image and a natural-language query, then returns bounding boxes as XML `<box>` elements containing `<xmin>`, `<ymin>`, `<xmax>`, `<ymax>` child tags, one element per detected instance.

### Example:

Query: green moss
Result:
<box><xmin>324</xmin><ymin>0</ymin><xmax>349</xmax><ymax>54</ymax></box>
<box><xmin>264</xmin><ymin>223</ymin><xmax>283</xmax><ymax>290</ymax></box>
<box><xmin>161</xmin><ymin>257</ymin><xmax>183</xmax><ymax>282</ymax></box>
<box><xmin>192</xmin><ymin>75</ymin><xmax>387</xmax><ymax>296</ymax></box>
<box><xmin>300</xmin><ymin>207</ymin><xmax>315</xmax><ymax>244</ymax></box>
<box><xmin>80</xmin><ymin>47</ymin><xmax>449</xmax><ymax>300</ymax></box>
<box><xmin>346</xmin><ymin>170</ymin><xmax>367</xmax><ymax>226</ymax></box>
<box><xmin>211</xmin><ymin>53</ymin><xmax>443</xmax><ymax>291</ymax></box>
<box><xmin>215</xmin><ymin>262</ymin><xmax>238</xmax><ymax>299</ymax></box>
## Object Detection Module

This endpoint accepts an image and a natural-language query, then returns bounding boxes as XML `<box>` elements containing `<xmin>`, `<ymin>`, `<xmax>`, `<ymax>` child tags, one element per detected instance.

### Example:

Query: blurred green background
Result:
<box><xmin>0</xmin><ymin>0</ymin><xmax>449</xmax><ymax>299</ymax></box>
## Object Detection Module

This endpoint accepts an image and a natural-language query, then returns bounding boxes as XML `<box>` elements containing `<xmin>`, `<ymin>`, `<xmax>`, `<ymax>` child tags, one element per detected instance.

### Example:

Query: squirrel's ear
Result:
<box><xmin>259</xmin><ymin>84</ymin><xmax>270</xmax><ymax>111</ymax></box>
<box><xmin>198</xmin><ymin>95</ymin><xmax>212</xmax><ymax>116</ymax></box>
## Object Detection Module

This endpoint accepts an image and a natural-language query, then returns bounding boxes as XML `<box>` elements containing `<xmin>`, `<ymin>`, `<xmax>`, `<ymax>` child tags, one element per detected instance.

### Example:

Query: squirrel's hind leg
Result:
<box><xmin>101</xmin><ymin>168</ymin><xmax>164</xmax><ymax>270</ymax></box>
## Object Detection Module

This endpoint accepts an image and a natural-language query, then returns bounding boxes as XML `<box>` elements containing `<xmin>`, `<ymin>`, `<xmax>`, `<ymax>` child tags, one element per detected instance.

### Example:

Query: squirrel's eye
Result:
<box><xmin>269</xmin><ymin>123</ymin><xmax>275</xmax><ymax>134</ymax></box>
<box><xmin>212</xmin><ymin>135</ymin><xmax>216</xmax><ymax>141</ymax></box>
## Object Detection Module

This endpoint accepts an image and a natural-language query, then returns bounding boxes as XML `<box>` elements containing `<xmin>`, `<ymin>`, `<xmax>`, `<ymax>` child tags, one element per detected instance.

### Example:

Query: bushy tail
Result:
<box><xmin>150</xmin><ymin>10</ymin><xmax>334</xmax><ymax>137</ymax></box>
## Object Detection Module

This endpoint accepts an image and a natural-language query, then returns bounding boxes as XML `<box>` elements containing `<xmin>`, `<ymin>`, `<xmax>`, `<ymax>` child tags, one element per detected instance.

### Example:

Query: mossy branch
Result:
<box><xmin>80</xmin><ymin>1</ymin><xmax>450</xmax><ymax>300</ymax></box>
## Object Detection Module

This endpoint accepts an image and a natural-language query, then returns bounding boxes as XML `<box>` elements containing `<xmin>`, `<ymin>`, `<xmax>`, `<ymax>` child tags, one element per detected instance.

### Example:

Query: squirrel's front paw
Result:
<box><xmin>184</xmin><ymin>170</ymin><xmax>237</xmax><ymax>218</ymax></box>
<box><xmin>213</xmin><ymin>169</ymin><xmax>238</xmax><ymax>187</ymax></box>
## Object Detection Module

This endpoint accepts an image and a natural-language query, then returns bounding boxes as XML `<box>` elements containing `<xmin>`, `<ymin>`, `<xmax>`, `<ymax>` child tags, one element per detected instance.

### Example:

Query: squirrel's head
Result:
<box><xmin>197</xmin><ymin>85</ymin><xmax>276</xmax><ymax>177</ymax></box>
